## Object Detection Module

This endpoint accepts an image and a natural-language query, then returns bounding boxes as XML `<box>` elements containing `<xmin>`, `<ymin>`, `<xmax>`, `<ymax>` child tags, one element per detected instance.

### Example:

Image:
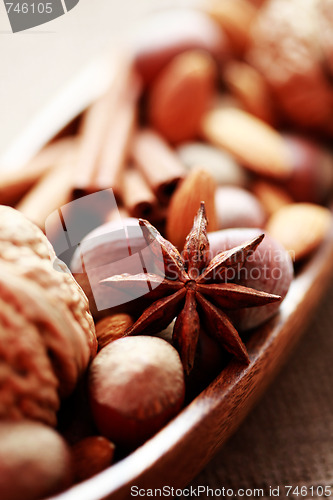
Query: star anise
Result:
<box><xmin>102</xmin><ymin>203</ymin><xmax>281</xmax><ymax>374</ymax></box>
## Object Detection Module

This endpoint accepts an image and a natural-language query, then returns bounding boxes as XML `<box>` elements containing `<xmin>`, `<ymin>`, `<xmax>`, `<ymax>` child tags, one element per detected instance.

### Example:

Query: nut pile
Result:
<box><xmin>0</xmin><ymin>0</ymin><xmax>333</xmax><ymax>498</ymax></box>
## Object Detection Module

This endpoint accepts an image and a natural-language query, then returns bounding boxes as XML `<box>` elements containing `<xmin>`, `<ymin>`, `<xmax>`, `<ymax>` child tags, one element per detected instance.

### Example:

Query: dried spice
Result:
<box><xmin>103</xmin><ymin>203</ymin><xmax>280</xmax><ymax>374</ymax></box>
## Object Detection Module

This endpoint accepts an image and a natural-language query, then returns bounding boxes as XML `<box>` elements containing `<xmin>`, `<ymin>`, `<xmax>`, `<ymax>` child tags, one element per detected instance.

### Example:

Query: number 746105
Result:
<box><xmin>5</xmin><ymin>3</ymin><xmax>53</xmax><ymax>14</ymax></box>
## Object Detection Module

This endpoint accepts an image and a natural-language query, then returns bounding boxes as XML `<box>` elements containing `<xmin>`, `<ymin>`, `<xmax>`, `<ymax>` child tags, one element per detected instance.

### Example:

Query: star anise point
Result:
<box><xmin>102</xmin><ymin>203</ymin><xmax>281</xmax><ymax>373</ymax></box>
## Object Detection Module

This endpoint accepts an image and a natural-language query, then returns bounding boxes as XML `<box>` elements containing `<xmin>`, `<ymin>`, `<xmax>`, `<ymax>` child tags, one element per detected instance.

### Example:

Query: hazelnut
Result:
<box><xmin>215</xmin><ymin>186</ymin><xmax>266</xmax><ymax>229</ymax></box>
<box><xmin>283</xmin><ymin>135</ymin><xmax>333</xmax><ymax>203</ymax></box>
<box><xmin>208</xmin><ymin>228</ymin><xmax>293</xmax><ymax>331</ymax></box>
<box><xmin>0</xmin><ymin>421</ymin><xmax>71</xmax><ymax>500</ymax></box>
<box><xmin>89</xmin><ymin>336</ymin><xmax>185</xmax><ymax>448</ymax></box>
<box><xmin>71</xmin><ymin>436</ymin><xmax>115</xmax><ymax>482</ymax></box>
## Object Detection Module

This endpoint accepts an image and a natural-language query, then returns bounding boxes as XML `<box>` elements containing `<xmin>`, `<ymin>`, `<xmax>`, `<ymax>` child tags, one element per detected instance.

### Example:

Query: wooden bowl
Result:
<box><xmin>2</xmin><ymin>56</ymin><xmax>333</xmax><ymax>500</ymax></box>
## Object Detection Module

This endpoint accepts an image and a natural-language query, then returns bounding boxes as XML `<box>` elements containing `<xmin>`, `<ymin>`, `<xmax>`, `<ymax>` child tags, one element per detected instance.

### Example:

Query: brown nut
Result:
<box><xmin>318</xmin><ymin>0</ymin><xmax>333</xmax><ymax>80</ymax></box>
<box><xmin>208</xmin><ymin>228</ymin><xmax>293</xmax><ymax>331</ymax></box>
<box><xmin>96</xmin><ymin>313</ymin><xmax>134</xmax><ymax>350</ymax></box>
<box><xmin>148</xmin><ymin>50</ymin><xmax>217</xmax><ymax>143</ymax></box>
<box><xmin>71</xmin><ymin>436</ymin><xmax>115</xmax><ymax>482</ymax></box>
<box><xmin>0</xmin><ymin>206</ymin><xmax>96</xmax><ymax>424</ymax></box>
<box><xmin>177</xmin><ymin>141</ymin><xmax>249</xmax><ymax>187</ymax></box>
<box><xmin>202</xmin><ymin>107</ymin><xmax>291</xmax><ymax>179</ymax></box>
<box><xmin>215</xmin><ymin>186</ymin><xmax>266</xmax><ymax>229</ymax></box>
<box><xmin>132</xmin><ymin>9</ymin><xmax>229</xmax><ymax>85</ymax></box>
<box><xmin>70</xmin><ymin>218</ymin><xmax>154</xmax><ymax>320</ymax></box>
<box><xmin>223</xmin><ymin>61</ymin><xmax>276</xmax><ymax>124</ymax></box>
<box><xmin>251</xmin><ymin>180</ymin><xmax>293</xmax><ymax>217</ymax></box>
<box><xmin>247</xmin><ymin>0</ymin><xmax>333</xmax><ymax>133</ymax></box>
<box><xmin>206</xmin><ymin>0</ymin><xmax>257</xmax><ymax>56</ymax></box>
<box><xmin>266</xmin><ymin>203</ymin><xmax>332</xmax><ymax>261</ymax></box>
<box><xmin>0</xmin><ymin>421</ymin><xmax>72</xmax><ymax>500</ymax></box>
<box><xmin>89</xmin><ymin>336</ymin><xmax>185</xmax><ymax>449</ymax></box>
<box><xmin>283</xmin><ymin>135</ymin><xmax>333</xmax><ymax>203</ymax></box>
<box><xmin>166</xmin><ymin>167</ymin><xmax>217</xmax><ymax>250</ymax></box>
<box><xmin>0</xmin><ymin>205</ymin><xmax>53</xmax><ymax>261</ymax></box>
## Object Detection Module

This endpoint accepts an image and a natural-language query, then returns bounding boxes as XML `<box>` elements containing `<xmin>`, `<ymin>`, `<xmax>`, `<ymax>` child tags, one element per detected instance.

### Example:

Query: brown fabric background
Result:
<box><xmin>190</xmin><ymin>282</ymin><xmax>333</xmax><ymax>499</ymax></box>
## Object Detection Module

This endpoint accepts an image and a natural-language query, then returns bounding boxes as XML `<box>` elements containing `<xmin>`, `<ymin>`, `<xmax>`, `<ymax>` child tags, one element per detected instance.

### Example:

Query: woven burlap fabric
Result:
<box><xmin>191</xmin><ymin>281</ymin><xmax>333</xmax><ymax>499</ymax></box>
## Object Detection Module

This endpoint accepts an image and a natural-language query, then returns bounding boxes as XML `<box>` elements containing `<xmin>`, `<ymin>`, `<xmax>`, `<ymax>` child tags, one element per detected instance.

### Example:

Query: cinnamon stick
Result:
<box><xmin>73</xmin><ymin>56</ymin><xmax>141</xmax><ymax>200</ymax></box>
<box><xmin>0</xmin><ymin>137</ymin><xmax>75</xmax><ymax>206</ymax></box>
<box><xmin>131</xmin><ymin>129</ymin><xmax>186</xmax><ymax>204</ymax></box>
<box><xmin>94</xmin><ymin>73</ymin><xmax>140</xmax><ymax>199</ymax></box>
<box><xmin>16</xmin><ymin>148</ymin><xmax>77</xmax><ymax>230</ymax></box>
<box><xmin>121</xmin><ymin>165</ymin><xmax>157</xmax><ymax>219</ymax></box>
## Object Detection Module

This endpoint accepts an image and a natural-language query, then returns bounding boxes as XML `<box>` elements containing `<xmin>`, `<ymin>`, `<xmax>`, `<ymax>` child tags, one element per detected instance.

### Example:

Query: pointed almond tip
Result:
<box><xmin>184</xmin><ymin>365</ymin><xmax>192</xmax><ymax>376</ymax></box>
<box><xmin>182</xmin><ymin>354</ymin><xmax>195</xmax><ymax>376</ymax></box>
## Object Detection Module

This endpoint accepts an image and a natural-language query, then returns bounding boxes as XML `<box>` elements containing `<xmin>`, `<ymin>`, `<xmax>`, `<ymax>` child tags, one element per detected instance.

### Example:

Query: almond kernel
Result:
<box><xmin>266</xmin><ymin>203</ymin><xmax>332</xmax><ymax>261</ymax></box>
<box><xmin>96</xmin><ymin>313</ymin><xmax>134</xmax><ymax>350</ymax></box>
<box><xmin>149</xmin><ymin>50</ymin><xmax>217</xmax><ymax>143</ymax></box>
<box><xmin>202</xmin><ymin>107</ymin><xmax>292</xmax><ymax>179</ymax></box>
<box><xmin>166</xmin><ymin>168</ymin><xmax>217</xmax><ymax>250</ymax></box>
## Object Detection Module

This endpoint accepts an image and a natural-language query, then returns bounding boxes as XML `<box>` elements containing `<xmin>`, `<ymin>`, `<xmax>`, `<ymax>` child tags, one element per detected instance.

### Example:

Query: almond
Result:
<box><xmin>166</xmin><ymin>168</ymin><xmax>217</xmax><ymax>250</ymax></box>
<box><xmin>206</xmin><ymin>0</ymin><xmax>257</xmax><ymax>56</ymax></box>
<box><xmin>223</xmin><ymin>61</ymin><xmax>276</xmax><ymax>125</ymax></box>
<box><xmin>96</xmin><ymin>313</ymin><xmax>134</xmax><ymax>350</ymax></box>
<box><xmin>252</xmin><ymin>180</ymin><xmax>293</xmax><ymax>217</ymax></box>
<box><xmin>148</xmin><ymin>50</ymin><xmax>217</xmax><ymax>144</ymax></box>
<box><xmin>266</xmin><ymin>203</ymin><xmax>332</xmax><ymax>261</ymax></box>
<box><xmin>132</xmin><ymin>10</ymin><xmax>229</xmax><ymax>85</ymax></box>
<box><xmin>71</xmin><ymin>436</ymin><xmax>115</xmax><ymax>482</ymax></box>
<box><xmin>202</xmin><ymin>107</ymin><xmax>291</xmax><ymax>179</ymax></box>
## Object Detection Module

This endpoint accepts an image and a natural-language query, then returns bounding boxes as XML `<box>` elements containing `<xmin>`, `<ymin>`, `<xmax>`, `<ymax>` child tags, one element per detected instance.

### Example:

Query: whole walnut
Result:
<box><xmin>247</xmin><ymin>0</ymin><xmax>333</xmax><ymax>134</ymax></box>
<box><xmin>0</xmin><ymin>206</ymin><xmax>97</xmax><ymax>426</ymax></box>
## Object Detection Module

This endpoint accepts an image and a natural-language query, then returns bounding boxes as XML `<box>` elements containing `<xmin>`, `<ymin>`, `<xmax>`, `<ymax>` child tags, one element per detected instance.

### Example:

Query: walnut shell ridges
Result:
<box><xmin>0</xmin><ymin>206</ymin><xmax>97</xmax><ymax>426</ymax></box>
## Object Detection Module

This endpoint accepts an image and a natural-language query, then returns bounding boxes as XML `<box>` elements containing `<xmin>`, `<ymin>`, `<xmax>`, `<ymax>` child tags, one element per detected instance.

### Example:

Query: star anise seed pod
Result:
<box><xmin>102</xmin><ymin>203</ymin><xmax>281</xmax><ymax>374</ymax></box>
